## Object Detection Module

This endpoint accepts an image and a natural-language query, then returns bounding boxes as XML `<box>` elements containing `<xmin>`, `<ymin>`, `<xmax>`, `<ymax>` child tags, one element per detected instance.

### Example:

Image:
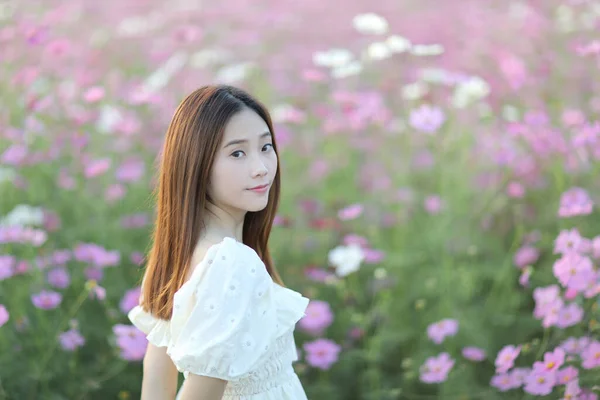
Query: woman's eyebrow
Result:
<box><xmin>223</xmin><ymin>131</ymin><xmax>271</xmax><ymax>148</ymax></box>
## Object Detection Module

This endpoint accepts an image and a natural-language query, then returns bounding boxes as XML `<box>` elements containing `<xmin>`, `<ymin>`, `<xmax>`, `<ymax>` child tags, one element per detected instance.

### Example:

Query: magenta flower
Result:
<box><xmin>519</xmin><ymin>268</ymin><xmax>531</xmax><ymax>287</ymax></box>
<box><xmin>558</xmin><ymin>187</ymin><xmax>593</xmax><ymax>217</ymax></box>
<box><xmin>566</xmin><ymin>268</ymin><xmax>597</xmax><ymax>294</ymax></box>
<box><xmin>564</xmin><ymin>379</ymin><xmax>581</xmax><ymax>399</ymax></box>
<box><xmin>541</xmin><ymin>298</ymin><xmax>564</xmax><ymax>328</ymax></box>
<box><xmin>302</xmin><ymin>338</ymin><xmax>341</xmax><ymax>370</ymax></box>
<box><xmin>59</xmin><ymin>328</ymin><xmax>85</xmax><ymax>351</ymax></box>
<box><xmin>304</xmin><ymin>266</ymin><xmax>334</xmax><ymax>283</ymax></box>
<box><xmin>424</xmin><ymin>195</ymin><xmax>444</xmax><ymax>214</ymax></box>
<box><xmin>120</xmin><ymin>287</ymin><xmax>141</xmax><ymax>314</ymax></box>
<box><xmin>462</xmin><ymin>346</ymin><xmax>486</xmax><ymax>361</ymax></box>
<box><xmin>506</xmin><ymin>181</ymin><xmax>525</xmax><ymax>198</ymax></box>
<box><xmin>337</xmin><ymin>204</ymin><xmax>363</xmax><ymax>220</ymax></box>
<box><xmin>557</xmin><ymin>366</ymin><xmax>579</xmax><ymax>384</ymax></box>
<box><xmin>554</xmin><ymin>229</ymin><xmax>591</xmax><ymax>255</ymax></box>
<box><xmin>89</xmin><ymin>284</ymin><xmax>106</xmax><ymax>301</ymax></box>
<box><xmin>561</xmin><ymin>336</ymin><xmax>590</xmax><ymax>355</ymax></box>
<box><xmin>0</xmin><ymin>304</ymin><xmax>9</xmax><ymax>327</ymax></box>
<box><xmin>419</xmin><ymin>352</ymin><xmax>455</xmax><ymax>383</ymax></box>
<box><xmin>592</xmin><ymin>236</ymin><xmax>600</xmax><ymax>258</ymax></box>
<box><xmin>427</xmin><ymin>318</ymin><xmax>459</xmax><ymax>344</ymax></box>
<box><xmin>409</xmin><ymin>104</ymin><xmax>446</xmax><ymax>133</ymax></box>
<box><xmin>113</xmin><ymin>324</ymin><xmax>147</xmax><ymax>361</ymax></box>
<box><xmin>31</xmin><ymin>290</ymin><xmax>62</xmax><ymax>309</ymax></box>
<box><xmin>513</xmin><ymin>245</ymin><xmax>540</xmax><ymax>268</ymax></box>
<box><xmin>523</xmin><ymin>368</ymin><xmax>556</xmax><ymax>395</ymax></box>
<box><xmin>556</xmin><ymin>303</ymin><xmax>584</xmax><ymax>328</ymax></box>
<box><xmin>552</xmin><ymin>252</ymin><xmax>593</xmax><ymax>288</ymax></box>
<box><xmin>298</xmin><ymin>300</ymin><xmax>334</xmax><ymax>336</ymax></box>
<box><xmin>1</xmin><ymin>144</ymin><xmax>27</xmax><ymax>165</ymax></box>
<box><xmin>47</xmin><ymin>267</ymin><xmax>71</xmax><ymax>289</ymax></box>
<box><xmin>533</xmin><ymin>285</ymin><xmax>560</xmax><ymax>319</ymax></box>
<box><xmin>579</xmin><ymin>389</ymin><xmax>599</xmax><ymax>400</ymax></box>
<box><xmin>115</xmin><ymin>158</ymin><xmax>145</xmax><ymax>182</ymax></box>
<box><xmin>83</xmin><ymin>86</ymin><xmax>105</xmax><ymax>103</ymax></box>
<box><xmin>495</xmin><ymin>345</ymin><xmax>521</xmax><ymax>374</ymax></box>
<box><xmin>581</xmin><ymin>341</ymin><xmax>600</xmax><ymax>369</ymax></box>
<box><xmin>490</xmin><ymin>372</ymin><xmax>521</xmax><ymax>391</ymax></box>
<box><xmin>84</xmin><ymin>267</ymin><xmax>104</xmax><ymax>282</ymax></box>
<box><xmin>73</xmin><ymin>242</ymin><xmax>120</xmax><ymax>267</ymax></box>
<box><xmin>84</xmin><ymin>158</ymin><xmax>111</xmax><ymax>179</ymax></box>
<box><xmin>362</xmin><ymin>248</ymin><xmax>386</xmax><ymax>264</ymax></box>
<box><xmin>0</xmin><ymin>255</ymin><xmax>15</xmax><ymax>281</ymax></box>
<box><xmin>533</xmin><ymin>348</ymin><xmax>565</xmax><ymax>372</ymax></box>
<box><xmin>105</xmin><ymin>184</ymin><xmax>126</xmax><ymax>202</ymax></box>
<box><xmin>510</xmin><ymin>367</ymin><xmax>531</xmax><ymax>386</ymax></box>
<box><xmin>342</xmin><ymin>234</ymin><xmax>369</xmax><ymax>247</ymax></box>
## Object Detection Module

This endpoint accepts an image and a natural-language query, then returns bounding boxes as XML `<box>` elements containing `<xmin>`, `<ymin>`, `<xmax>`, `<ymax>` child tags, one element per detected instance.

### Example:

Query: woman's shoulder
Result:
<box><xmin>184</xmin><ymin>236</ymin><xmax>265</xmax><ymax>287</ymax></box>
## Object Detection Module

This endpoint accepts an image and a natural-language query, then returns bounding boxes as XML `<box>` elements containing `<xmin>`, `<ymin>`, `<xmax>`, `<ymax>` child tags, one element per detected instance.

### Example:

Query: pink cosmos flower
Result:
<box><xmin>556</xmin><ymin>303</ymin><xmax>584</xmax><ymax>328</ymax></box>
<box><xmin>495</xmin><ymin>345</ymin><xmax>521</xmax><ymax>374</ymax></box>
<box><xmin>337</xmin><ymin>204</ymin><xmax>364</xmax><ymax>220</ymax></box>
<box><xmin>523</xmin><ymin>368</ymin><xmax>556</xmax><ymax>396</ymax></box>
<box><xmin>113</xmin><ymin>324</ymin><xmax>147</xmax><ymax>361</ymax></box>
<box><xmin>0</xmin><ymin>304</ymin><xmax>8</xmax><ymax>327</ymax></box>
<box><xmin>83</xmin><ymin>86</ymin><xmax>105</xmax><ymax>103</ymax></box>
<box><xmin>120</xmin><ymin>287</ymin><xmax>141</xmax><ymax>314</ymax></box>
<box><xmin>490</xmin><ymin>372</ymin><xmax>521</xmax><ymax>391</ymax></box>
<box><xmin>557</xmin><ymin>366</ymin><xmax>579</xmax><ymax>384</ymax></box>
<box><xmin>31</xmin><ymin>290</ymin><xmax>62</xmax><ymax>309</ymax></box>
<box><xmin>409</xmin><ymin>104</ymin><xmax>446</xmax><ymax>133</ymax></box>
<box><xmin>298</xmin><ymin>300</ymin><xmax>334</xmax><ymax>336</ymax></box>
<box><xmin>302</xmin><ymin>338</ymin><xmax>341</xmax><ymax>370</ymax></box>
<box><xmin>558</xmin><ymin>187</ymin><xmax>593</xmax><ymax>217</ymax></box>
<box><xmin>554</xmin><ymin>229</ymin><xmax>591</xmax><ymax>255</ymax></box>
<box><xmin>427</xmin><ymin>319</ymin><xmax>459</xmax><ymax>344</ymax></box>
<box><xmin>514</xmin><ymin>245</ymin><xmax>540</xmax><ymax>268</ymax></box>
<box><xmin>533</xmin><ymin>348</ymin><xmax>564</xmax><ymax>373</ymax></box>
<box><xmin>59</xmin><ymin>328</ymin><xmax>85</xmax><ymax>351</ymax></box>
<box><xmin>420</xmin><ymin>352</ymin><xmax>455</xmax><ymax>383</ymax></box>
<box><xmin>581</xmin><ymin>341</ymin><xmax>600</xmax><ymax>369</ymax></box>
<box><xmin>462</xmin><ymin>346</ymin><xmax>486</xmax><ymax>361</ymax></box>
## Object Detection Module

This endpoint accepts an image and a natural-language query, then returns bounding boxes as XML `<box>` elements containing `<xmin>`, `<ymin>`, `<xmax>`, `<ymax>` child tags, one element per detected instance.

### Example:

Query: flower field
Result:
<box><xmin>1</xmin><ymin>0</ymin><xmax>600</xmax><ymax>399</ymax></box>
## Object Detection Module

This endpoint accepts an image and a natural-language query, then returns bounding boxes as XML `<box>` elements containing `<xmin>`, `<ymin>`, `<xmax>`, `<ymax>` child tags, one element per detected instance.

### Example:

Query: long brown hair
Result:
<box><xmin>140</xmin><ymin>85</ymin><xmax>284</xmax><ymax>320</ymax></box>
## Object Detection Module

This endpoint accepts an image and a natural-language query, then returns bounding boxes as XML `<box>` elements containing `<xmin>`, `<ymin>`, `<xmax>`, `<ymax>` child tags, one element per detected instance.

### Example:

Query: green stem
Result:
<box><xmin>28</xmin><ymin>287</ymin><xmax>90</xmax><ymax>400</ymax></box>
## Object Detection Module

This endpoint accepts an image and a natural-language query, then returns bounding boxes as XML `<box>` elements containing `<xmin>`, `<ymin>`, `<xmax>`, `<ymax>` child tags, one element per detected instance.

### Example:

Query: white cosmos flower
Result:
<box><xmin>386</xmin><ymin>35</ymin><xmax>411</xmax><ymax>53</ymax></box>
<box><xmin>313</xmin><ymin>48</ymin><xmax>354</xmax><ymax>68</ymax></box>
<box><xmin>451</xmin><ymin>76</ymin><xmax>490</xmax><ymax>109</ymax></box>
<box><xmin>402</xmin><ymin>81</ymin><xmax>429</xmax><ymax>100</ymax></box>
<box><xmin>331</xmin><ymin>61</ymin><xmax>363</xmax><ymax>79</ymax></box>
<box><xmin>190</xmin><ymin>48</ymin><xmax>232</xmax><ymax>69</ymax></box>
<box><xmin>366</xmin><ymin>42</ymin><xmax>392</xmax><ymax>61</ymax></box>
<box><xmin>410</xmin><ymin>44</ymin><xmax>445</xmax><ymax>56</ymax></box>
<box><xmin>1</xmin><ymin>204</ymin><xmax>45</xmax><ymax>227</ymax></box>
<box><xmin>96</xmin><ymin>105</ymin><xmax>123</xmax><ymax>134</ymax></box>
<box><xmin>143</xmin><ymin>51</ymin><xmax>188</xmax><ymax>93</ymax></box>
<box><xmin>215</xmin><ymin>62</ymin><xmax>255</xmax><ymax>84</ymax></box>
<box><xmin>352</xmin><ymin>13</ymin><xmax>389</xmax><ymax>35</ymax></box>
<box><xmin>328</xmin><ymin>244</ymin><xmax>365</xmax><ymax>277</ymax></box>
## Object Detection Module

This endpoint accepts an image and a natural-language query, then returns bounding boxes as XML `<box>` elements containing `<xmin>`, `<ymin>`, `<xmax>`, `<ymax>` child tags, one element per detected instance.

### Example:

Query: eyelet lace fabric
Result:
<box><xmin>128</xmin><ymin>237</ymin><xmax>310</xmax><ymax>400</ymax></box>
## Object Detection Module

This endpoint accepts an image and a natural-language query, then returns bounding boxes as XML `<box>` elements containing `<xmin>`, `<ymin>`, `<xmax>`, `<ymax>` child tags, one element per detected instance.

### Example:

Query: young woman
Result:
<box><xmin>128</xmin><ymin>85</ymin><xmax>310</xmax><ymax>400</ymax></box>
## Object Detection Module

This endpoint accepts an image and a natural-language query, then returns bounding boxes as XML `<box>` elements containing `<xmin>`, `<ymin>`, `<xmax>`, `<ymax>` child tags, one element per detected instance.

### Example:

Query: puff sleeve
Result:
<box><xmin>167</xmin><ymin>238</ymin><xmax>281</xmax><ymax>381</ymax></box>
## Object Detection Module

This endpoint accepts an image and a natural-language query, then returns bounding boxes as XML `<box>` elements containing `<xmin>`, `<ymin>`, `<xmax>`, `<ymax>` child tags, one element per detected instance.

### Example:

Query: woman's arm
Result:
<box><xmin>141</xmin><ymin>343</ymin><xmax>179</xmax><ymax>400</ymax></box>
<box><xmin>176</xmin><ymin>374</ymin><xmax>227</xmax><ymax>400</ymax></box>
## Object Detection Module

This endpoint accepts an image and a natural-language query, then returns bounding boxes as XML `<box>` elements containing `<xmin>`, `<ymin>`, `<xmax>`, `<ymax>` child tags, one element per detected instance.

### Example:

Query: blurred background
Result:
<box><xmin>1</xmin><ymin>0</ymin><xmax>600</xmax><ymax>399</ymax></box>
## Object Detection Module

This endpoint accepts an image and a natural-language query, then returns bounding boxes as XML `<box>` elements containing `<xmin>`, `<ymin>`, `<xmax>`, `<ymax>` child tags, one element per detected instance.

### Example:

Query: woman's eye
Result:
<box><xmin>231</xmin><ymin>151</ymin><xmax>245</xmax><ymax>158</ymax></box>
<box><xmin>263</xmin><ymin>143</ymin><xmax>273</xmax><ymax>151</ymax></box>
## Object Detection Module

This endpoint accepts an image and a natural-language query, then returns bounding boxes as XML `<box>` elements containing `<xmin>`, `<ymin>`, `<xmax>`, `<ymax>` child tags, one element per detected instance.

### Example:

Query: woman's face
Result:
<box><xmin>208</xmin><ymin>107</ymin><xmax>277</xmax><ymax>215</ymax></box>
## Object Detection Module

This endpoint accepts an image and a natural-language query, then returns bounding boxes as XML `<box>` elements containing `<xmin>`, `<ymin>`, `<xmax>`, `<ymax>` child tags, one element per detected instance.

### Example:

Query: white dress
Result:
<box><xmin>128</xmin><ymin>237</ymin><xmax>310</xmax><ymax>400</ymax></box>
